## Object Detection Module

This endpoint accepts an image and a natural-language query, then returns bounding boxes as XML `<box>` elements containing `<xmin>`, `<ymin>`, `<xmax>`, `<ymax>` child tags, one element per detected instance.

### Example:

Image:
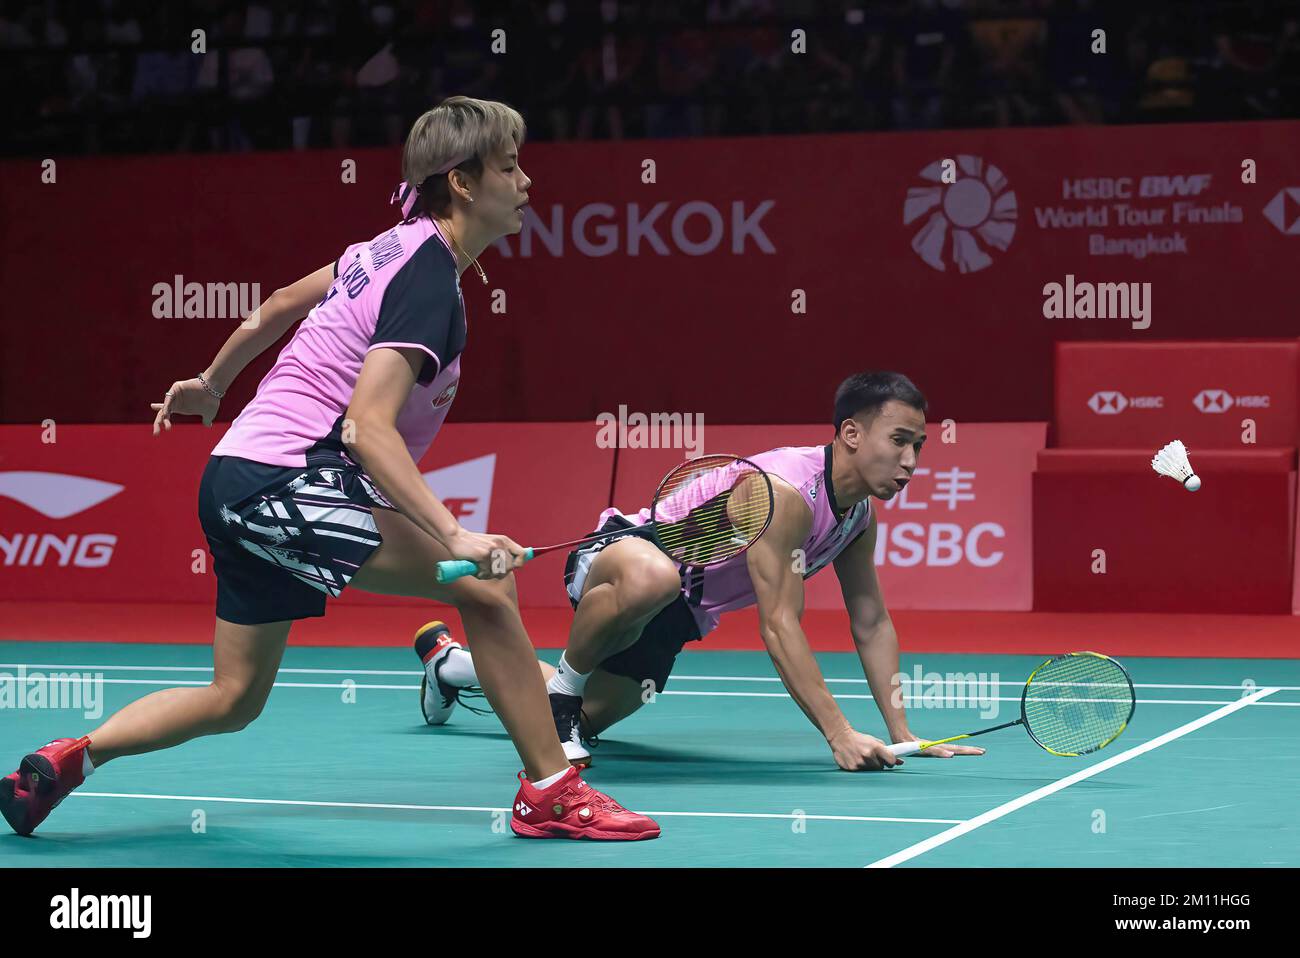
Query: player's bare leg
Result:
<box><xmin>534</xmin><ymin>664</ymin><xmax>648</xmax><ymax>738</ymax></box>
<box><xmin>544</xmin><ymin>538</ymin><xmax>681</xmax><ymax>763</ymax></box>
<box><xmin>352</xmin><ymin>508</ymin><xmax>569</xmax><ymax>782</ymax></box>
<box><xmin>86</xmin><ymin>618</ymin><xmax>293</xmax><ymax>765</ymax></box>
<box><xmin>565</xmin><ymin>538</ymin><xmax>681</xmax><ymax>673</ymax></box>
<box><xmin>1</xmin><ymin>617</ymin><xmax>292</xmax><ymax>836</ymax></box>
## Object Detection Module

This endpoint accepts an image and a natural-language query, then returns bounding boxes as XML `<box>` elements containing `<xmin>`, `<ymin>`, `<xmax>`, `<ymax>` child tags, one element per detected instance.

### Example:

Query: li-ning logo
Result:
<box><xmin>0</xmin><ymin>472</ymin><xmax>121</xmax><ymax>568</ymax></box>
<box><xmin>1087</xmin><ymin>392</ymin><xmax>1165</xmax><ymax>415</ymax></box>
<box><xmin>0</xmin><ymin>472</ymin><xmax>123</xmax><ymax>518</ymax></box>
<box><xmin>904</xmin><ymin>155</ymin><xmax>1017</xmax><ymax>273</ymax></box>
<box><xmin>1193</xmin><ymin>389</ymin><xmax>1271</xmax><ymax>413</ymax></box>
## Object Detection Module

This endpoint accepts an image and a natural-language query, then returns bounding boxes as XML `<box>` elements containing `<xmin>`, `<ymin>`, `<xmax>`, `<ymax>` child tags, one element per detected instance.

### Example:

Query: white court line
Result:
<box><xmin>2</xmin><ymin>675</ymin><xmax>1297</xmax><ymax>705</ymax></box>
<box><xmin>864</xmin><ymin>686</ymin><xmax>1281</xmax><ymax>869</ymax></box>
<box><xmin>2</xmin><ymin>664</ymin><xmax>1296</xmax><ymax>692</ymax></box>
<box><xmin>70</xmin><ymin>791</ymin><xmax>961</xmax><ymax>825</ymax></box>
<box><xmin>3</xmin><ymin>675</ymin><xmax>1296</xmax><ymax>705</ymax></box>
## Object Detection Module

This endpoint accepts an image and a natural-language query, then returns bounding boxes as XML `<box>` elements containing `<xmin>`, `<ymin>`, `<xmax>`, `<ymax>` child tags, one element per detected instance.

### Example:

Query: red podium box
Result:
<box><xmin>1033</xmin><ymin>448</ymin><xmax>1296</xmax><ymax>613</ymax></box>
<box><xmin>1055</xmin><ymin>340</ymin><xmax>1299</xmax><ymax>449</ymax></box>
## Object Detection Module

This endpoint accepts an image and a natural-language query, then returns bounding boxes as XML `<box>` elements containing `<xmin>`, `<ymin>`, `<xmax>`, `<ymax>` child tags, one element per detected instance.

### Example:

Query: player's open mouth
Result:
<box><xmin>895</xmin><ymin>477</ymin><xmax>909</xmax><ymax>490</ymax></box>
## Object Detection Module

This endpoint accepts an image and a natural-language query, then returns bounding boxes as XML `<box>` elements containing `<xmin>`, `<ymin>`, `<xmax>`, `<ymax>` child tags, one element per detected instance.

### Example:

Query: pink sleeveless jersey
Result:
<box><xmin>598</xmin><ymin>445</ymin><xmax>873</xmax><ymax>638</ymax></box>
<box><xmin>212</xmin><ymin>217</ymin><xmax>466</xmax><ymax>468</ymax></box>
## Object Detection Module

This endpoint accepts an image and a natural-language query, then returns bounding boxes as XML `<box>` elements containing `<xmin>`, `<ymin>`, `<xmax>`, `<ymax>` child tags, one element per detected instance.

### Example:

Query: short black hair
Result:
<box><xmin>833</xmin><ymin>371</ymin><xmax>928</xmax><ymax>433</ymax></box>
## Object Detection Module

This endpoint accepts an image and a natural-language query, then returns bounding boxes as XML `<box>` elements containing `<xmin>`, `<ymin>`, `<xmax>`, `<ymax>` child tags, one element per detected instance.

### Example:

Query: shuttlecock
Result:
<box><xmin>1151</xmin><ymin>440</ymin><xmax>1200</xmax><ymax>491</ymax></box>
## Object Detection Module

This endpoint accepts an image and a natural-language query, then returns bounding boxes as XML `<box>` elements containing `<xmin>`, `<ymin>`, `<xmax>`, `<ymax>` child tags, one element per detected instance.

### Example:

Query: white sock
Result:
<box><xmin>546</xmin><ymin>652</ymin><xmax>591</xmax><ymax>698</ymax></box>
<box><xmin>431</xmin><ymin>647</ymin><xmax>478</xmax><ymax>688</ymax></box>
<box><xmin>532</xmin><ymin>768</ymin><xmax>570</xmax><ymax>790</ymax></box>
<box><xmin>82</xmin><ymin>749</ymin><xmax>96</xmax><ymax>778</ymax></box>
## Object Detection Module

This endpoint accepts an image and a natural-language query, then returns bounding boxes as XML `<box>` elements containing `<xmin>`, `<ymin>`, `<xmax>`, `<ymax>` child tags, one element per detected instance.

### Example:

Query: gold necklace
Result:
<box><xmin>436</xmin><ymin>219</ymin><xmax>488</xmax><ymax>285</ymax></box>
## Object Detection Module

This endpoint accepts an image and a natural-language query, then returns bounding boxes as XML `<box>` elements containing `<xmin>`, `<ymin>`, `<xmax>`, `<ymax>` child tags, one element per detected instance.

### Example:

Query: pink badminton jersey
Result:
<box><xmin>212</xmin><ymin>217</ymin><xmax>465</xmax><ymax>469</ymax></box>
<box><xmin>599</xmin><ymin>445</ymin><xmax>873</xmax><ymax>638</ymax></box>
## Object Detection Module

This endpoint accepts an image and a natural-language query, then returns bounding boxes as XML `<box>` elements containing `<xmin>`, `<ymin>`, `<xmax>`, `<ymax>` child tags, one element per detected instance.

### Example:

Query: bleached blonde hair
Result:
<box><xmin>402</xmin><ymin>96</ymin><xmax>526</xmax><ymax>219</ymax></box>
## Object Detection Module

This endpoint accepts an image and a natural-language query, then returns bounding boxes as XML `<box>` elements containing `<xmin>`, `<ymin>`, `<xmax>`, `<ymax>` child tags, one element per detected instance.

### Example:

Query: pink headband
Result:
<box><xmin>391</xmin><ymin>153</ymin><xmax>474</xmax><ymax>219</ymax></box>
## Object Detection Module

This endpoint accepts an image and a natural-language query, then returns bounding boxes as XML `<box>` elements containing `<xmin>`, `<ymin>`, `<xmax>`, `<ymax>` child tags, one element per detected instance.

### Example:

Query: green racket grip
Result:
<box><xmin>435</xmin><ymin>548</ymin><xmax>535</xmax><ymax>584</ymax></box>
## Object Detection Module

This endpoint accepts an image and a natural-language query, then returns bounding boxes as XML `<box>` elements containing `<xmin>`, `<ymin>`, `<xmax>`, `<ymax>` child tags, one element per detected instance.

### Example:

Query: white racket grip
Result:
<box><xmin>888</xmin><ymin>741</ymin><xmax>924</xmax><ymax>757</ymax></box>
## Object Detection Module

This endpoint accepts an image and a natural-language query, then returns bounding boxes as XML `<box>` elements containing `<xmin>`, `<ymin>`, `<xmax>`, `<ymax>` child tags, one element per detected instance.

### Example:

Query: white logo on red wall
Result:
<box><xmin>433</xmin><ymin>379</ymin><xmax>459</xmax><ymax>409</ymax></box>
<box><xmin>421</xmin><ymin>454</ymin><xmax>495</xmax><ymax>534</ymax></box>
<box><xmin>0</xmin><ymin>471</ymin><xmax>121</xmax><ymax>567</ymax></box>
<box><xmin>1262</xmin><ymin>188</ymin><xmax>1300</xmax><ymax>235</ymax></box>
<box><xmin>1088</xmin><ymin>391</ymin><xmax>1128</xmax><ymax>415</ymax></box>
<box><xmin>1192</xmin><ymin>389</ymin><xmax>1270</xmax><ymax>413</ymax></box>
<box><xmin>1087</xmin><ymin>391</ymin><xmax>1164</xmax><ymax>415</ymax></box>
<box><xmin>904</xmin><ymin>155</ymin><xmax>1017</xmax><ymax>274</ymax></box>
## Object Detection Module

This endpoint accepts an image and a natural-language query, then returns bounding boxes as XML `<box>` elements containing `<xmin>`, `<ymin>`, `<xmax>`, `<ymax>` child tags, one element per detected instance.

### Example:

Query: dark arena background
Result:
<box><xmin>0</xmin><ymin>0</ymin><xmax>1297</xmax><ymax>908</ymax></box>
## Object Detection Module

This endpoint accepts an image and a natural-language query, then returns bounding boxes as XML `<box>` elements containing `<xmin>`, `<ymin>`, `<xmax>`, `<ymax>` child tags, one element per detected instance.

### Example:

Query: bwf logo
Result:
<box><xmin>1087</xmin><ymin>391</ymin><xmax>1164</xmax><ymax>415</ymax></box>
<box><xmin>1192</xmin><ymin>389</ymin><xmax>1270</xmax><ymax>413</ymax></box>
<box><xmin>903</xmin><ymin>154</ymin><xmax>1017</xmax><ymax>273</ymax></box>
<box><xmin>49</xmin><ymin>888</ymin><xmax>151</xmax><ymax>938</ymax></box>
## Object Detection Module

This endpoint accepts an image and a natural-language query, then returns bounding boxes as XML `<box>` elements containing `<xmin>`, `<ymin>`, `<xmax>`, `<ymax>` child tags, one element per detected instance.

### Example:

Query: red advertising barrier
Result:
<box><xmin>1034</xmin><ymin>448</ymin><xmax>1296</xmax><ymax>613</ymax></box>
<box><xmin>612</xmin><ymin>423</ymin><xmax>1047</xmax><ymax>611</ymax></box>
<box><xmin>1055</xmin><ymin>340</ymin><xmax>1300</xmax><ymax>448</ymax></box>
<box><xmin>0</xmin><ymin>422</ymin><xmax>612</xmax><ymax>609</ymax></box>
<box><xmin>4</xmin><ymin>122</ymin><xmax>1300</xmax><ymax>429</ymax></box>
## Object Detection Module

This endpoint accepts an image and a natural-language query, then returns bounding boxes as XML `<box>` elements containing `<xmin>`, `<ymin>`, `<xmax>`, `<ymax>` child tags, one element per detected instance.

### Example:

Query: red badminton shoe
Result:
<box><xmin>0</xmin><ymin>736</ymin><xmax>92</xmax><ymax>836</ymax></box>
<box><xmin>510</xmin><ymin>766</ymin><xmax>660</xmax><ymax>841</ymax></box>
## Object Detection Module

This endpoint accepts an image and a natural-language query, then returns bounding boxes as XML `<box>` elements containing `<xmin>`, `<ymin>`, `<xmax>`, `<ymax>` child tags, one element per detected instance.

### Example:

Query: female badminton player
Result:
<box><xmin>417</xmin><ymin>372</ymin><xmax>987</xmax><ymax>772</ymax></box>
<box><xmin>1</xmin><ymin>97</ymin><xmax>658</xmax><ymax>842</ymax></box>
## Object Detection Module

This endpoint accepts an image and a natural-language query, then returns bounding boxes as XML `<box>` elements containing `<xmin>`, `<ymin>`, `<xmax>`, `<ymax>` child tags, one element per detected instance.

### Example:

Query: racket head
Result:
<box><xmin>1019</xmin><ymin>651</ymin><xmax>1136</xmax><ymax>756</ymax></box>
<box><xmin>647</xmin><ymin>454</ymin><xmax>775</xmax><ymax>568</ymax></box>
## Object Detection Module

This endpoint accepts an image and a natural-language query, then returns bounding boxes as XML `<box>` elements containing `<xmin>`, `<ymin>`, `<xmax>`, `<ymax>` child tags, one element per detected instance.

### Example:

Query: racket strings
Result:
<box><xmin>1022</xmin><ymin>652</ymin><xmax>1134</xmax><ymax>756</ymax></box>
<box><xmin>652</xmin><ymin>457</ymin><xmax>772</xmax><ymax>566</ymax></box>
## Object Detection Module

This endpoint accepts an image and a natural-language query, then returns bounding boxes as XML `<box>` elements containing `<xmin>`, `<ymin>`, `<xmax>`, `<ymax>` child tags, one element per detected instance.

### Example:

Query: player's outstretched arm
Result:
<box><xmin>200</xmin><ymin>263</ymin><xmax>335</xmax><ymax>395</ymax></box>
<box><xmin>150</xmin><ymin>263</ymin><xmax>335</xmax><ymax>434</ymax></box>
<box><xmin>834</xmin><ymin>515</ymin><xmax>985</xmax><ymax>759</ymax></box>
<box><xmin>747</xmin><ymin>481</ymin><xmax>900</xmax><ymax>771</ymax></box>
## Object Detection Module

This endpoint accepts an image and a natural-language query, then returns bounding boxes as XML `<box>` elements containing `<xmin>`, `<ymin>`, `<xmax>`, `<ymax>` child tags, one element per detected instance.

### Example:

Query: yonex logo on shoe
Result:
<box><xmin>515</xmin><ymin>801</ymin><xmax>533</xmax><ymax>816</ymax></box>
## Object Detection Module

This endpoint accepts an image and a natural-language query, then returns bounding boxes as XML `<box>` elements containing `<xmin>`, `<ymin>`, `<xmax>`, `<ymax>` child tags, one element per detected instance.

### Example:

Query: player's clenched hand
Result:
<box><xmin>828</xmin><ymin>728</ymin><xmax>902</xmax><ymax>771</ymax></box>
<box><xmin>151</xmin><ymin>378</ymin><xmax>220</xmax><ymax>434</ymax></box>
<box><xmin>444</xmin><ymin>530</ymin><xmax>528</xmax><ymax>580</ymax></box>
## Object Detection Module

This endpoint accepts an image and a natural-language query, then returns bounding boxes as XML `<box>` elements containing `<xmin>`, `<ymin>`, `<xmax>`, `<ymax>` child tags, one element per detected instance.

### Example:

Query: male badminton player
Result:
<box><xmin>417</xmin><ymin>371</ymin><xmax>986</xmax><ymax>771</ymax></box>
<box><xmin>1</xmin><ymin>97</ymin><xmax>658</xmax><ymax>842</ymax></box>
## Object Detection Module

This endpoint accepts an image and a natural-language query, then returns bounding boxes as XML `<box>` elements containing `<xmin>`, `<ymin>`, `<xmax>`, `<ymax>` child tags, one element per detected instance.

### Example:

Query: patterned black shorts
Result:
<box><xmin>198</xmin><ymin>454</ymin><xmax>392</xmax><ymax>625</ymax></box>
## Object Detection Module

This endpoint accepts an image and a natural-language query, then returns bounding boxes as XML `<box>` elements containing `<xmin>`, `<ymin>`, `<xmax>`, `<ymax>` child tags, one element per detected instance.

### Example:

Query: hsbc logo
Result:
<box><xmin>1088</xmin><ymin>391</ymin><xmax>1127</xmax><ymax>414</ymax></box>
<box><xmin>1192</xmin><ymin>389</ymin><xmax>1270</xmax><ymax>413</ymax></box>
<box><xmin>421</xmin><ymin>454</ymin><xmax>495</xmax><ymax>533</ymax></box>
<box><xmin>0</xmin><ymin>471</ymin><xmax>121</xmax><ymax>568</ymax></box>
<box><xmin>1087</xmin><ymin>391</ymin><xmax>1163</xmax><ymax>415</ymax></box>
<box><xmin>1262</xmin><ymin>187</ymin><xmax>1300</xmax><ymax>235</ymax></box>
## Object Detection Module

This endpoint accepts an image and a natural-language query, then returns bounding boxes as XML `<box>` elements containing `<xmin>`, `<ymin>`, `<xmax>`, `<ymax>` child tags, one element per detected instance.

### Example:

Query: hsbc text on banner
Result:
<box><xmin>1056</xmin><ymin>340</ymin><xmax>1299</xmax><ymax>449</ymax></box>
<box><xmin>4</xmin><ymin>122</ymin><xmax>1300</xmax><ymax>429</ymax></box>
<box><xmin>0</xmin><ymin>423</ymin><xmax>612</xmax><ymax>609</ymax></box>
<box><xmin>612</xmin><ymin>423</ymin><xmax>1046</xmax><ymax>611</ymax></box>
